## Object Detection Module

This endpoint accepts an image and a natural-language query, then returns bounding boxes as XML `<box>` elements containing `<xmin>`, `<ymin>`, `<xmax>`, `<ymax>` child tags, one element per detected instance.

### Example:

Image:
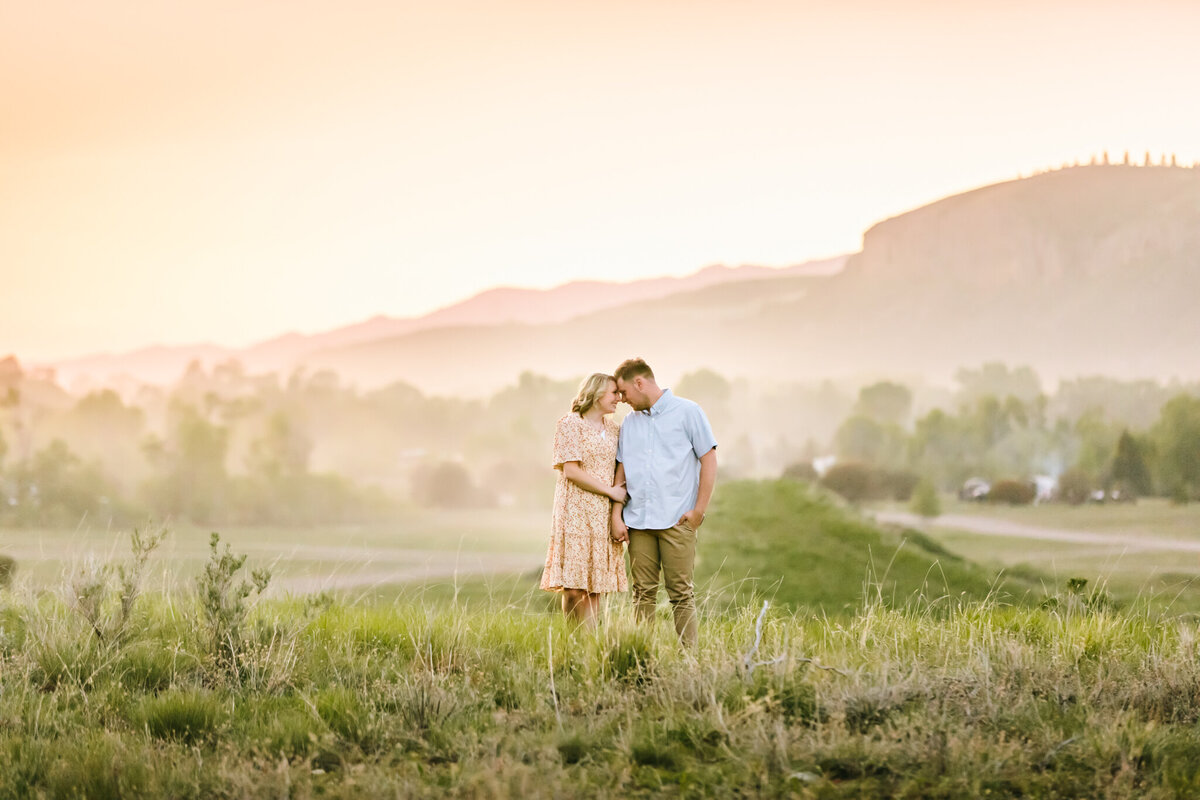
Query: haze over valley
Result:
<box><xmin>35</xmin><ymin>163</ymin><xmax>1200</xmax><ymax>396</ymax></box>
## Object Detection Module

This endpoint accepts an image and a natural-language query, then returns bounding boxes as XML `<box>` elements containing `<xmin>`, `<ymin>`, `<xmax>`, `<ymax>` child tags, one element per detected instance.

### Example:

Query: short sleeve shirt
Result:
<box><xmin>616</xmin><ymin>389</ymin><xmax>717</xmax><ymax>530</ymax></box>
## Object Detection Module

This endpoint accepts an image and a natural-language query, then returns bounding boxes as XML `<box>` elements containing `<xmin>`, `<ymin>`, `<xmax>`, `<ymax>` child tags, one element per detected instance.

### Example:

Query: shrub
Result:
<box><xmin>44</xmin><ymin>734</ymin><xmax>150</xmax><ymax>800</ymax></box>
<box><xmin>412</xmin><ymin>461</ymin><xmax>493</xmax><ymax>508</ymax></box>
<box><xmin>557</xmin><ymin>733</ymin><xmax>591</xmax><ymax>765</ymax></box>
<box><xmin>909</xmin><ymin>478</ymin><xmax>942</xmax><ymax>518</ymax></box>
<box><xmin>605</xmin><ymin>627</ymin><xmax>655</xmax><ymax>683</ymax></box>
<box><xmin>68</xmin><ymin>526</ymin><xmax>167</xmax><ymax>644</ymax></box>
<box><xmin>0</xmin><ymin>554</ymin><xmax>14</xmax><ymax>588</ymax></box>
<box><xmin>316</xmin><ymin>687</ymin><xmax>372</xmax><ymax>747</ymax></box>
<box><xmin>881</xmin><ymin>469</ymin><xmax>920</xmax><ymax>501</ymax></box>
<box><xmin>988</xmin><ymin>479</ymin><xmax>1036</xmax><ymax>506</ymax></box>
<box><xmin>820</xmin><ymin>462</ymin><xmax>874</xmax><ymax>503</ymax></box>
<box><xmin>1057</xmin><ymin>468</ymin><xmax>1092</xmax><ymax>505</ymax></box>
<box><xmin>630</xmin><ymin>736</ymin><xmax>682</xmax><ymax>770</ymax></box>
<box><xmin>138</xmin><ymin>690</ymin><xmax>227</xmax><ymax>743</ymax></box>
<box><xmin>197</xmin><ymin>532</ymin><xmax>271</xmax><ymax>676</ymax></box>
<box><xmin>782</xmin><ymin>461</ymin><xmax>818</xmax><ymax>482</ymax></box>
<box><xmin>117</xmin><ymin>641</ymin><xmax>191</xmax><ymax>692</ymax></box>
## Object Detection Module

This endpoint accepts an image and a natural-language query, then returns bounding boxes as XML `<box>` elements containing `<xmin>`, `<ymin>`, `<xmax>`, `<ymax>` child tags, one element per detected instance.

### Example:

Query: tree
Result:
<box><xmin>142</xmin><ymin>406</ymin><xmax>232</xmax><ymax>523</ymax></box>
<box><xmin>245</xmin><ymin>411</ymin><xmax>312</xmax><ymax>481</ymax></box>
<box><xmin>1073</xmin><ymin>410</ymin><xmax>1120</xmax><ymax>482</ymax></box>
<box><xmin>1151</xmin><ymin>395</ymin><xmax>1200</xmax><ymax>502</ymax></box>
<box><xmin>854</xmin><ymin>381</ymin><xmax>913</xmax><ymax>425</ymax></box>
<box><xmin>910</xmin><ymin>478</ymin><xmax>941</xmax><ymax>518</ymax></box>
<box><xmin>413</xmin><ymin>461</ymin><xmax>488</xmax><ymax>508</ymax></box>
<box><xmin>909</xmin><ymin>408</ymin><xmax>974</xmax><ymax>489</ymax></box>
<box><xmin>832</xmin><ymin>414</ymin><xmax>910</xmax><ymax>469</ymax></box>
<box><xmin>1109</xmin><ymin>430</ymin><xmax>1152</xmax><ymax>496</ymax></box>
<box><xmin>5</xmin><ymin>439</ymin><xmax>119</xmax><ymax>526</ymax></box>
<box><xmin>954</xmin><ymin>363</ymin><xmax>1042</xmax><ymax>406</ymax></box>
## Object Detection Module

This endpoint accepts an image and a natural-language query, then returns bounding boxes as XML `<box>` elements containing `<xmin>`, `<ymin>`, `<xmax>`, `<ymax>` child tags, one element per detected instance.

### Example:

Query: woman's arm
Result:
<box><xmin>562</xmin><ymin>461</ymin><xmax>626</xmax><ymax>502</ymax></box>
<box><xmin>611</xmin><ymin>462</ymin><xmax>628</xmax><ymax>543</ymax></box>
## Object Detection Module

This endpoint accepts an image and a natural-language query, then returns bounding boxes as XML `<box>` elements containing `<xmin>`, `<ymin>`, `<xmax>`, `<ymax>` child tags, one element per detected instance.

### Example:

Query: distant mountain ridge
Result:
<box><xmin>40</xmin><ymin>164</ymin><xmax>1200</xmax><ymax>394</ymax></box>
<box><xmin>293</xmin><ymin>165</ymin><xmax>1200</xmax><ymax>392</ymax></box>
<box><xmin>43</xmin><ymin>256</ymin><xmax>846</xmax><ymax>389</ymax></box>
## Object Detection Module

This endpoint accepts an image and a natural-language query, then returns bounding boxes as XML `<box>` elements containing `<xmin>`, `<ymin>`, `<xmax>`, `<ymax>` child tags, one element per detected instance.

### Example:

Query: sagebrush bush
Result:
<box><xmin>196</xmin><ymin>532</ymin><xmax>271</xmax><ymax>678</ymax></box>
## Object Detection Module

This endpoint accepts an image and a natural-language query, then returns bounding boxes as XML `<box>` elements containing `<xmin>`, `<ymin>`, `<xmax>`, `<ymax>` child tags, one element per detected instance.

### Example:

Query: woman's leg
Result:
<box><xmin>562</xmin><ymin>588</ymin><xmax>588</xmax><ymax>625</ymax></box>
<box><xmin>585</xmin><ymin>593</ymin><xmax>602</xmax><ymax>628</ymax></box>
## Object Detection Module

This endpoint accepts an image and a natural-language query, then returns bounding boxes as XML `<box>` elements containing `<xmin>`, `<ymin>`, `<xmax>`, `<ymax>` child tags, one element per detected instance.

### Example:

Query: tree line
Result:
<box><xmin>814</xmin><ymin>364</ymin><xmax>1200</xmax><ymax>504</ymax></box>
<box><xmin>1</xmin><ymin>356</ymin><xmax>1198</xmax><ymax>527</ymax></box>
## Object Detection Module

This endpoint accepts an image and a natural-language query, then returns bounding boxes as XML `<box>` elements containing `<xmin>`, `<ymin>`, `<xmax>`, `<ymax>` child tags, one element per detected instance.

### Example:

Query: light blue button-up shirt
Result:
<box><xmin>616</xmin><ymin>389</ymin><xmax>718</xmax><ymax>530</ymax></box>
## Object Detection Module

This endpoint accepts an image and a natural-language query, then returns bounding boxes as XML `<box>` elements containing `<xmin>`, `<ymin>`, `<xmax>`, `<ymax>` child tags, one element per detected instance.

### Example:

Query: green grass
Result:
<box><xmin>697</xmin><ymin>480</ymin><xmax>1038</xmax><ymax>613</ymax></box>
<box><xmin>365</xmin><ymin>481</ymin><xmax>1044</xmax><ymax>616</ymax></box>
<box><xmin>9</xmin><ymin>481</ymin><xmax>1200</xmax><ymax>795</ymax></box>
<box><xmin>869</xmin><ymin>495</ymin><xmax>1200</xmax><ymax>612</ymax></box>
<box><xmin>4</xmin><ymin>584</ymin><xmax>1200</xmax><ymax>797</ymax></box>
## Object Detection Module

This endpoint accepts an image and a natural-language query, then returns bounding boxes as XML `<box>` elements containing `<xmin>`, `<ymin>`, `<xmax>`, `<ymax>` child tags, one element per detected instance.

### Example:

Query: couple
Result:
<box><xmin>539</xmin><ymin>358</ymin><xmax>718</xmax><ymax>647</ymax></box>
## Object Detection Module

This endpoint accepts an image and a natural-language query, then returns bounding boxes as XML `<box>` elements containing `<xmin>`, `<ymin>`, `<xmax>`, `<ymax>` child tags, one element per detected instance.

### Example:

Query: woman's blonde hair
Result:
<box><xmin>571</xmin><ymin>373</ymin><xmax>615</xmax><ymax>416</ymax></box>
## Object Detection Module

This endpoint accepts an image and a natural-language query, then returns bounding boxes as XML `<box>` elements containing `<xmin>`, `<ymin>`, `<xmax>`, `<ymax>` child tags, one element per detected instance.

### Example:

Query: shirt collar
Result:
<box><xmin>641</xmin><ymin>388</ymin><xmax>675</xmax><ymax>417</ymax></box>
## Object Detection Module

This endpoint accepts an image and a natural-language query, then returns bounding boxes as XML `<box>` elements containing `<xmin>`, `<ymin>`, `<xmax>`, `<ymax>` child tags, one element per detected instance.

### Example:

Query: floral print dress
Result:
<box><xmin>540</xmin><ymin>413</ymin><xmax>628</xmax><ymax>593</ymax></box>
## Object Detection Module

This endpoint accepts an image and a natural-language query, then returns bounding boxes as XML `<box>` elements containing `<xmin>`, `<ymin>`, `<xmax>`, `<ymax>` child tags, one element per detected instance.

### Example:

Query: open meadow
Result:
<box><xmin>0</xmin><ymin>508</ymin><xmax>548</xmax><ymax>598</ymax></box>
<box><xmin>873</xmin><ymin>498</ymin><xmax>1200</xmax><ymax>616</ymax></box>
<box><xmin>6</xmin><ymin>481</ymin><xmax>1200</xmax><ymax>797</ymax></box>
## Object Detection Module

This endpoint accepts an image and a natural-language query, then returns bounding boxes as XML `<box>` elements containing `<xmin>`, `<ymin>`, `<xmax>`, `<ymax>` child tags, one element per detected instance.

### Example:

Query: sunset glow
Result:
<box><xmin>3</xmin><ymin>0</ymin><xmax>1199</xmax><ymax>361</ymax></box>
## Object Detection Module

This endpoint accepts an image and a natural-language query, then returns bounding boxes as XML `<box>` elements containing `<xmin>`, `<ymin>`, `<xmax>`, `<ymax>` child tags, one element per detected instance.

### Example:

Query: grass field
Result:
<box><xmin>0</xmin><ymin>508</ymin><xmax>548</xmax><ymax>595</ymax></box>
<box><xmin>870</xmin><ymin>497</ymin><xmax>1200</xmax><ymax>614</ymax></box>
<box><xmin>3</xmin><ymin>562</ymin><xmax>1200</xmax><ymax>796</ymax></box>
<box><xmin>7</xmin><ymin>482</ymin><xmax>1200</xmax><ymax>796</ymax></box>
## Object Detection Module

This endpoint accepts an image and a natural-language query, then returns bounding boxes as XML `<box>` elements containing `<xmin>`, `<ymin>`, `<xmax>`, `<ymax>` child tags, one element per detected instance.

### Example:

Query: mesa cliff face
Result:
<box><xmin>752</xmin><ymin>165</ymin><xmax>1200</xmax><ymax>382</ymax></box>
<box><xmin>851</xmin><ymin>165</ymin><xmax>1200</xmax><ymax>287</ymax></box>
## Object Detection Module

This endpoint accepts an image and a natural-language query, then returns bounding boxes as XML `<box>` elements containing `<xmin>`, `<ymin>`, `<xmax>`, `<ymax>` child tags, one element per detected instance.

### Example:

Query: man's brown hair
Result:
<box><xmin>614</xmin><ymin>358</ymin><xmax>655</xmax><ymax>383</ymax></box>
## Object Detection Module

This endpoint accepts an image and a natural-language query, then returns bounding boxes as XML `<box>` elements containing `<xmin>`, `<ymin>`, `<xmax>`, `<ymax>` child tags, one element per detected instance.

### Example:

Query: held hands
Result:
<box><xmin>611</xmin><ymin>518</ymin><xmax>629</xmax><ymax>543</ymax></box>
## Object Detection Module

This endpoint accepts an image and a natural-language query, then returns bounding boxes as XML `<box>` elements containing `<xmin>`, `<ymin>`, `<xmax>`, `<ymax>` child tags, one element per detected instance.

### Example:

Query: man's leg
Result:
<box><xmin>627</xmin><ymin>529</ymin><xmax>662</xmax><ymax>624</ymax></box>
<box><xmin>660</xmin><ymin>523</ymin><xmax>698</xmax><ymax>648</ymax></box>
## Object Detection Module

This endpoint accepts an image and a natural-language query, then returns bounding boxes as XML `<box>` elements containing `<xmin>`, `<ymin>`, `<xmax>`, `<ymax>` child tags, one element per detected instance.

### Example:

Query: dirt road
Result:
<box><xmin>874</xmin><ymin>511</ymin><xmax>1200</xmax><ymax>554</ymax></box>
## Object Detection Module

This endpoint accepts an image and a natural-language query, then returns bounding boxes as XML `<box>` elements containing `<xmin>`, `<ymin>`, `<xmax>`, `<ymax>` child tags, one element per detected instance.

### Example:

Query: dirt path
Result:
<box><xmin>874</xmin><ymin>511</ymin><xmax>1200</xmax><ymax>554</ymax></box>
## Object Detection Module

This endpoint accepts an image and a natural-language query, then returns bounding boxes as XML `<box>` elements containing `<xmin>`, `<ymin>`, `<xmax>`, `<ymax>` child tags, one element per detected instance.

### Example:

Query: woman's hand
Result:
<box><xmin>611</xmin><ymin>518</ymin><xmax>629</xmax><ymax>543</ymax></box>
<box><xmin>608</xmin><ymin>482</ymin><xmax>627</xmax><ymax>503</ymax></box>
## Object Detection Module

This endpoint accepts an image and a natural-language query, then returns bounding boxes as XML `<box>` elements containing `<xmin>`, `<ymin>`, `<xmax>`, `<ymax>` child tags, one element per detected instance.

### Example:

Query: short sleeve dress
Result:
<box><xmin>540</xmin><ymin>413</ymin><xmax>628</xmax><ymax>594</ymax></box>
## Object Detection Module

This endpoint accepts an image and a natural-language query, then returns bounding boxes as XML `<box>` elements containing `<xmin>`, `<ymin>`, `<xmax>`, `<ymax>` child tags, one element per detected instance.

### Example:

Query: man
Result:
<box><xmin>611</xmin><ymin>358</ymin><xmax>717</xmax><ymax>648</ymax></box>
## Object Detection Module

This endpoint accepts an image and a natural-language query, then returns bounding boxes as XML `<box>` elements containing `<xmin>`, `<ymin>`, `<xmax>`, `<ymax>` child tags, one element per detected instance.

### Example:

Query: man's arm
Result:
<box><xmin>611</xmin><ymin>462</ymin><xmax>628</xmax><ymax>542</ymax></box>
<box><xmin>679</xmin><ymin>448</ymin><xmax>717</xmax><ymax>530</ymax></box>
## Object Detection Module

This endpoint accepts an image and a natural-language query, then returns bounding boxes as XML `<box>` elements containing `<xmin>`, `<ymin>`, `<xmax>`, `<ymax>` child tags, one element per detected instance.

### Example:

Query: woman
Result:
<box><xmin>540</xmin><ymin>373</ymin><xmax>628</xmax><ymax>627</ymax></box>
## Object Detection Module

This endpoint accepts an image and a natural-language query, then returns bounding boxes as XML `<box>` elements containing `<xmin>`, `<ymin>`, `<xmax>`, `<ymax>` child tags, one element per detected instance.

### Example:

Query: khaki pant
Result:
<box><xmin>628</xmin><ymin>523</ymin><xmax>698</xmax><ymax>648</ymax></box>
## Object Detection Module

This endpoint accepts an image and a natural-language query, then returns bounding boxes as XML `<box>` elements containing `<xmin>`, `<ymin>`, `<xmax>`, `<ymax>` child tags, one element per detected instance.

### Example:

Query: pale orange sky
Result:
<box><xmin>3</xmin><ymin>0</ymin><xmax>1199</xmax><ymax>362</ymax></box>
